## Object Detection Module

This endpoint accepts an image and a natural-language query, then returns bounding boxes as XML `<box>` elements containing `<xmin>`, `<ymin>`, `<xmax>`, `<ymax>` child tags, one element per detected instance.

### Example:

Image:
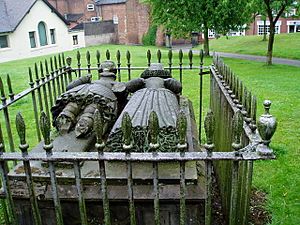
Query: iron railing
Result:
<box><xmin>0</xmin><ymin>49</ymin><xmax>275</xmax><ymax>225</ymax></box>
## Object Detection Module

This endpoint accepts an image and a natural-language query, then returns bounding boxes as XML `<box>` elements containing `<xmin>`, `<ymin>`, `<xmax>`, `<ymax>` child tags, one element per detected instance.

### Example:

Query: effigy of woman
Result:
<box><xmin>107</xmin><ymin>63</ymin><xmax>182</xmax><ymax>152</ymax></box>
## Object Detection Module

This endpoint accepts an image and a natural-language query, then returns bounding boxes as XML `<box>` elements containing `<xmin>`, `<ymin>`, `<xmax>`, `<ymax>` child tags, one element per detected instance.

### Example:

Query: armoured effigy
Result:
<box><xmin>51</xmin><ymin>60</ymin><xmax>127</xmax><ymax>138</ymax></box>
<box><xmin>107</xmin><ymin>63</ymin><xmax>182</xmax><ymax>152</ymax></box>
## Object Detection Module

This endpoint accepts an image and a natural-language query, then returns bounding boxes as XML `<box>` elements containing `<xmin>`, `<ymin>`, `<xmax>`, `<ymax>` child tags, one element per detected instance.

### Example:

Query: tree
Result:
<box><xmin>262</xmin><ymin>0</ymin><xmax>299</xmax><ymax>65</ymax></box>
<box><xmin>146</xmin><ymin>0</ymin><xmax>252</xmax><ymax>56</ymax></box>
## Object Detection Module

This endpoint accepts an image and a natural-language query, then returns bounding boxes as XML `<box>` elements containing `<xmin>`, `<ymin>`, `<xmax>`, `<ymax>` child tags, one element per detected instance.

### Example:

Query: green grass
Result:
<box><xmin>222</xmin><ymin>58</ymin><xmax>300</xmax><ymax>225</ymax></box>
<box><xmin>208</xmin><ymin>33</ymin><xmax>300</xmax><ymax>60</ymax></box>
<box><xmin>0</xmin><ymin>45</ymin><xmax>299</xmax><ymax>224</ymax></box>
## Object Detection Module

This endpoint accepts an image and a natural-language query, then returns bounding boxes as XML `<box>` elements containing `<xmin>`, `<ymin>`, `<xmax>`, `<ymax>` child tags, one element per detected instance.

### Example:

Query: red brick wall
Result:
<box><xmin>156</xmin><ymin>26</ymin><xmax>165</xmax><ymax>46</ymax></box>
<box><xmin>99</xmin><ymin>0</ymin><xmax>150</xmax><ymax>44</ymax></box>
<box><xmin>136</xmin><ymin>1</ymin><xmax>150</xmax><ymax>44</ymax></box>
<box><xmin>48</xmin><ymin>0</ymin><xmax>150</xmax><ymax>44</ymax></box>
<box><xmin>100</xmin><ymin>4</ymin><xmax>127</xmax><ymax>44</ymax></box>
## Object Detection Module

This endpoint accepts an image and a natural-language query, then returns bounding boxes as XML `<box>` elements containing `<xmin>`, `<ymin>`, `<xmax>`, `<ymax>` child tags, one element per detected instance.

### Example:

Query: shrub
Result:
<box><xmin>142</xmin><ymin>25</ymin><xmax>157</xmax><ymax>46</ymax></box>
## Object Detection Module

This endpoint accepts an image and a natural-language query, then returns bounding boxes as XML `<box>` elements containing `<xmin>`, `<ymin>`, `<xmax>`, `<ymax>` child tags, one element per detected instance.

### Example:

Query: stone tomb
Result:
<box><xmin>8</xmin><ymin>94</ymin><xmax>206</xmax><ymax>224</ymax></box>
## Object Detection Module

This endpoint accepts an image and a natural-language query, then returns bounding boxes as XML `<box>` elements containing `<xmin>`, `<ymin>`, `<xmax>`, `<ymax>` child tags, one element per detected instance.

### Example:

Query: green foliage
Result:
<box><xmin>223</xmin><ymin>58</ymin><xmax>300</xmax><ymax>225</ymax></box>
<box><xmin>0</xmin><ymin>45</ymin><xmax>299</xmax><ymax>224</ymax></box>
<box><xmin>146</xmin><ymin>0</ymin><xmax>253</xmax><ymax>54</ymax></box>
<box><xmin>142</xmin><ymin>25</ymin><xmax>157</xmax><ymax>46</ymax></box>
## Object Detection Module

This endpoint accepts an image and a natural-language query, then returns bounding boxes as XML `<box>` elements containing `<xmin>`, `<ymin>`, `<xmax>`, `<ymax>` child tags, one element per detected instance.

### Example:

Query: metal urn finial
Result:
<box><xmin>256</xmin><ymin>100</ymin><xmax>277</xmax><ymax>155</ymax></box>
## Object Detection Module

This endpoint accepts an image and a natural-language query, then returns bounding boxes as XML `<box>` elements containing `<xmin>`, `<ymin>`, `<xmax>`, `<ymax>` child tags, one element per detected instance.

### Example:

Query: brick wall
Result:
<box><xmin>246</xmin><ymin>15</ymin><xmax>300</xmax><ymax>35</ymax></box>
<box><xmin>136</xmin><ymin>0</ymin><xmax>150</xmax><ymax>44</ymax></box>
<box><xmin>48</xmin><ymin>0</ymin><xmax>150</xmax><ymax>44</ymax></box>
<box><xmin>100</xmin><ymin>4</ymin><xmax>127</xmax><ymax>44</ymax></box>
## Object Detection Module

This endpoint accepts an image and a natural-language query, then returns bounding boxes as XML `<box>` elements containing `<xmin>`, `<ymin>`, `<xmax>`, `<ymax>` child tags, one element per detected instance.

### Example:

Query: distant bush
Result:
<box><xmin>142</xmin><ymin>25</ymin><xmax>157</xmax><ymax>46</ymax></box>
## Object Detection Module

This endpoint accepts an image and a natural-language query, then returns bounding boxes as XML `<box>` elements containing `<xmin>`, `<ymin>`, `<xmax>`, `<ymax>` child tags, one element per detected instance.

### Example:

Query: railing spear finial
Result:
<box><xmin>94</xmin><ymin>109</ymin><xmax>105</xmax><ymax>151</ymax></box>
<box><xmin>177</xmin><ymin>111</ymin><xmax>187</xmax><ymax>153</ymax></box>
<box><xmin>122</xmin><ymin>112</ymin><xmax>133</xmax><ymax>152</ymax></box>
<box><xmin>148</xmin><ymin>111</ymin><xmax>159</xmax><ymax>151</ymax></box>
<box><xmin>40</xmin><ymin>111</ymin><xmax>52</xmax><ymax>155</ymax></box>
<box><xmin>204</xmin><ymin>110</ymin><xmax>215</xmax><ymax>156</ymax></box>
<box><xmin>232</xmin><ymin>110</ymin><xmax>244</xmax><ymax>154</ymax></box>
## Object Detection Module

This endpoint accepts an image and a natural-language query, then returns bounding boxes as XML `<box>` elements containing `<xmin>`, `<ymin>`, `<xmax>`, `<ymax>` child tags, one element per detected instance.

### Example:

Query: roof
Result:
<box><xmin>70</xmin><ymin>23</ymin><xmax>84</xmax><ymax>31</ymax></box>
<box><xmin>95</xmin><ymin>0</ymin><xmax>127</xmax><ymax>6</ymax></box>
<box><xmin>65</xmin><ymin>13</ymin><xmax>84</xmax><ymax>22</ymax></box>
<box><xmin>0</xmin><ymin>0</ymin><xmax>69</xmax><ymax>34</ymax></box>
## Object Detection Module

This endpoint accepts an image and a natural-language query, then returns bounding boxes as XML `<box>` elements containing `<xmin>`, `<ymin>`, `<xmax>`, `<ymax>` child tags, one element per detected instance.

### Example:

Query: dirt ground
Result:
<box><xmin>211</xmin><ymin>174</ymin><xmax>271</xmax><ymax>225</ymax></box>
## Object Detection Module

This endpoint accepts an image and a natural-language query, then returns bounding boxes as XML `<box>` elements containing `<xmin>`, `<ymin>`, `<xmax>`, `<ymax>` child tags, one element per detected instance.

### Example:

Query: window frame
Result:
<box><xmin>38</xmin><ymin>21</ymin><xmax>48</xmax><ymax>46</ymax></box>
<box><xmin>87</xmin><ymin>4</ymin><xmax>95</xmax><ymax>11</ymax></box>
<box><xmin>257</xmin><ymin>25</ymin><xmax>279</xmax><ymax>35</ymax></box>
<box><xmin>29</xmin><ymin>31</ymin><xmax>37</xmax><ymax>48</ymax></box>
<box><xmin>0</xmin><ymin>35</ymin><xmax>9</xmax><ymax>49</ymax></box>
<box><xmin>73</xmin><ymin>35</ymin><xmax>78</xmax><ymax>45</ymax></box>
<box><xmin>50</xmin><ymin>29</ymin><xmax>56</xmax><ymax>44</ymax></box>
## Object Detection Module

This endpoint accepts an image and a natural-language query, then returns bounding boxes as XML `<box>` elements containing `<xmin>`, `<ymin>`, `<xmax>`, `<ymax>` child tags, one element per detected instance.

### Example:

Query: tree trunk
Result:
<box><xmin>267</xmin><ymin>22</ymin><xmax>275</xmax><ymax>65</ymax></box>
<box><xmin>253</xmin><ymin>14</ymin><xmax>257</xmax><ymax>35</ymax></box>
<box><xmin>203</xmin><ymin>26</ymin><xmax>209</xmax><ymax>56</ymax></box>
<box><xmin>263</xmin><ymin>19</ymin><xmax>267</xmax><ymax>41</ymax></box>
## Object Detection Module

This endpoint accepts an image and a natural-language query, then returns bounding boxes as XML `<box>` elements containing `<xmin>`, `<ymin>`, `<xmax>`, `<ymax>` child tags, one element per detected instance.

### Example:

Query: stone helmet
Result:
<box><xmin>99</xmin><ymin>60</ymin><xmax>117</xmax><ymax>74</ymax></box>
<box><xmin>140</xmin><ymin>63</ymin><xmax>172</xmax><ymax>79</ymax></box>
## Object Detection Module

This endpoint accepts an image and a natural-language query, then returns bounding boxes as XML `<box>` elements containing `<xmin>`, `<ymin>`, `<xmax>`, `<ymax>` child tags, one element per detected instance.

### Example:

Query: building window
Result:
<box><xmin>29</xmin><ymin>32</ymin><xmax>37</xmax><ymax>48</ymax></box>
<box><xmin>288</xmin><ymin>21</ymin><xmax>300</xmax><ymax>33</ymax></box>
<box><xmin>0</xmin><ymin>35</ymin><xmax>9</xmax><ymax>48</ymax></box>
<box><xmin>73</xmin><ymin>35</ymin><xmax>78</xmax><ymax>45</ymax></box>
<box><xmin>113</xmin><ymin>15</ymin><xmax>119</xmax><ymax>24</ymax></box>
<box><xmin>50</xmin><ymin>29</ymin><xmax>56</xmax><ymax>44</ymax></box>
<box><xmin>208</xmin><ymin>30</ymin><xmax>215</xmax><ymax>38</ymax></box>
<box><xmin>258</xmin><ymin>25</ymin><xmax>279</xmax><ymax>35</ymax></box>
<box><xmin>38</xmin><ymin>21</ymin><xmax>48</xmax><ymax>46</ymax></box>
<box><xmin>87</xmin><ymin>4</ymin><xmax>95</xmax><ymax>11</ymax></box>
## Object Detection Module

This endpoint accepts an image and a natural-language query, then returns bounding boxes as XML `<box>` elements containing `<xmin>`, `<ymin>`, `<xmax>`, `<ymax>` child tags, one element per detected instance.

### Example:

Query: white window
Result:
<box><xmin>258</xmin><ymin>25</ymin><xmax>280</xmax><ymax>35</ymax></box>
<box><xmin>87</xmin><ymin>4</ymin><xmax>95</xmax><ymax>11</ymax></box>
<box><xmin>91</xmin><ymin>17</ymin><xmax>101</xmax><ymax>22</ymax></box>
<box><xmin>113</xmin><ymin>15</ymin><xmax>119</xmax><ymax>24</ymax></box>
<box><xmin>287</xmin><ymin>21</ymin><xmax>300</xmax><ymax>33</ymax></box>
<box><xmin>208</xmin><ymin>30</ymin><xmax>215</xmax><ymax>38</ymax></box>
<box><xmin>73</xmin><ymin>35</ymin><xmax>78</xmax><ymax>45</ymax></box>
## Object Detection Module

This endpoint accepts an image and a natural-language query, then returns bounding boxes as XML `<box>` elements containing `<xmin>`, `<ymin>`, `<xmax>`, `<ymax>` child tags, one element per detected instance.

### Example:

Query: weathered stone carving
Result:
<box><xmin>107</xmin><ymin>63</ymin><xmax>182</xmax><ymax>152</ymax></box>
<box><xmin>51</xmin><ymin>60</ymin><xmax>126</xmax><ymax>138</ymax></box>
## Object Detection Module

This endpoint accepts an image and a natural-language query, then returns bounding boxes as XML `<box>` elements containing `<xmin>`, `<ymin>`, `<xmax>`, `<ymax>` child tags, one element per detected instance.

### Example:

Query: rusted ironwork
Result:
<box><xmin>16</xmin><ymin>112</ymin><xmax>42</xmax><ymax>225</ymax></box>
<box><xmin>204</xmin><ymin>110</ymin><xmax>215</xmax><ymax>225</ymax></box>
<box><xmin>116</xmin><ymin>50</ymin><xmax>121</xmax><ymax>81</ymax></box>
<box><xmin>0</xmin><ymin>50</ymin><xmax>277</xmax><ymax>225</ymax></box>
<box><xmin>149</xmin><ymin>111</ymin><xmax>160</xmax><ymax>225</ymax></box>
<box><xmin>94</xmin><ymin>109</ymin><xmax>111</xmax><ymax>225</ymax></box>
<box><xmin>199</xmin><ymin>49</ymin><xmax>204</xmax><ymax>144</ymax></box>
<box><xmin>40</xmin><ymin>112</ymin><xmax>64</xmax><ymax>224</ymax></box>
<box><xmin>0</xmin><ymin>77</ymin><xmax>16</xmax><ymax>160</ymax></box>
<box><xmin>179</xmin><ymin>49</ymin><xmax>183</xmax><ymax>84</ymax></box>
<box><xmin>126</xmin><ymin>50</ymin><xmax>131</xmax><ymax>81</ymax></box>
<box><xmin>0</xmin><ymin>122</ymin><xmax>17</xmax><ymax>225</ymax></box>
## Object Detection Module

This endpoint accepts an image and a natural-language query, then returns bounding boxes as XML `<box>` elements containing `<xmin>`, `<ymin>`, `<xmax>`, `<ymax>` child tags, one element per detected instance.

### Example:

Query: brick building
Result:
<box><xmin>246</xmin><ymin>15</ymin><xmax>300</xmax><ymax>36</ymax></box>
<box><xmin>47</xmin><ymin>0</ymin><xmax>150</xmax><ymax>44</ymax></box>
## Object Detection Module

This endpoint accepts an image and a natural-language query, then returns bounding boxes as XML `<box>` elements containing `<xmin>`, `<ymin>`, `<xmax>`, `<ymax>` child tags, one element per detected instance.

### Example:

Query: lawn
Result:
<box><xmin>0</xmin><ymin>45</ymin><xmax>299</xmax><ymax>224</ymax></box>
<box><xmin>208</xmin><ymin>32</ymin><xmax>300</xmax><ymax>60</ymax></box>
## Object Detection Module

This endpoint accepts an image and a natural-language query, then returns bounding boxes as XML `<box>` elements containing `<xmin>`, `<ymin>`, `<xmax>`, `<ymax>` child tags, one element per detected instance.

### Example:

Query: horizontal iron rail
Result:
<box><xmin>74</xmin><ymin>66</ymin><xmax>211</xmax><ymax>71</ymax></box>
<box><xmin>0</xmin><ymin>71</ymin><xmax>64</xmax><ymax>110</ymax></box>
<box><xmin>0</xmin><ymin>151</ymin><xmax>275</xmax><ymax>162</ymax></box>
